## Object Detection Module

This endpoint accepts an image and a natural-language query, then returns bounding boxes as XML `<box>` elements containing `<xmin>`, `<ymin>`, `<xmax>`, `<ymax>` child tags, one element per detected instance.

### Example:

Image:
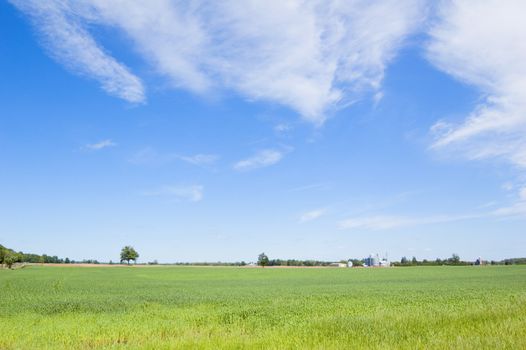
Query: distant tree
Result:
<box><xmin>400</xmin><ymin>256</ymin><xmax>408</xmax><ymax>265</ymax></box>
<box><xmin>3</xmin><ymin>251</ymin><xmax>20</xmax><ymax>269</ymax></box>
<box><xmin>258</xmin><ymin>253</ymin><xmax>269</xmax><ymax>268</ymax></box>
<box><xmin>64</xmin><ymin>257</ymin><xmax>70</xmax><ymax>264</ymax></box>
<box><xmin>0</xmin><ymin>246</ymin><xmax>6</xmax><ymax>265</ymax></box>
<box><xmin>120</xmin><ymin>246</ymin><xmax>139</xmax><ymax>265</ymax></box>
<box><xmin>349</xmin><ymin>259</ymin><xmax>363</xmax><ymax>267</ymax></box>
<box><xmin>411</xmin><ymin>256</ymin><xmax>418</xmax><ymax>265</ymax></box>
<box><xmin>450</xmin><ymin>254</ymin><xmax>460</xmax><ymax>265</ymax></box>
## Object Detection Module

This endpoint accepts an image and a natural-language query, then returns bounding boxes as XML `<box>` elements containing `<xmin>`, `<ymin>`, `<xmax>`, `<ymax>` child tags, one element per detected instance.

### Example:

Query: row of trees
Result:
<box><xmin>3</xmin><ymin>245</ymin><xmax>526</xmax><ymax>268</ymax></box>
<box><xmin>0</xmin><ymin>244</ymin><xmax>71</xmax><ymax>267</ymax></box>
<box><xmin>256</xmin><ymin>253</ymin><xmax>366</xmax><ymax>267</ymax></box>
<box><xmin>0</xmin><ymin>244</ymin><xmax>85</xmax><ymax>268</ymax></box>
<box><xmin>1</xmin><ymin>244</ymin><xmax>141</xmax><ymax>269</ymax></box>
<box><xmin>257</xmin><ymin>253</ymin><xmax>526</xmax><ymax>267</ymax></box>
<box><xmin>393</xmin><ymin>254</ymin><xmax>472</xmax><ymax>266</ymax></box>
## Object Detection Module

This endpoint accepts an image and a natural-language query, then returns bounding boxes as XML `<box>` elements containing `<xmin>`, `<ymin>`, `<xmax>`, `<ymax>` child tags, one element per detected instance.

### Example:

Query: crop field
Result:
<box><xmin>1</xmin><ymin>265</ymin><xmax>525</xmax><ymax>349</ymax></box>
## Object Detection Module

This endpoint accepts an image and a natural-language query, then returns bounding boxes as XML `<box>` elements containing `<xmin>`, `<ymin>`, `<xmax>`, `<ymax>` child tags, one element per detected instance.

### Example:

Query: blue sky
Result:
<box><xmin>1</xmin><ymin>1</ymin><xmax>525</xmax><ymax>263</ymax></box>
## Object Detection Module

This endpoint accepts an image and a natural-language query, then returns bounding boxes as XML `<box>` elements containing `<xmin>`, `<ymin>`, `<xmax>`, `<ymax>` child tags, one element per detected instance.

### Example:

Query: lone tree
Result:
<box><xmin>3</xmin><ymin>252</ymin><xmax>20</xmax><ymax>269</ymax></box>
<box><xmin>449</xmin><ymin>253</ymin><xmax>461</xmax><ymax>265</ymax></box>
<box><xmin>120</xmin><ymin>246</ymin><xmax>139</xmax><ymax>265</ymax></box>
<box><xmin>258</xmin><ymin>252</ymin><xmax>269</xmax><ymax>268</ymax></box>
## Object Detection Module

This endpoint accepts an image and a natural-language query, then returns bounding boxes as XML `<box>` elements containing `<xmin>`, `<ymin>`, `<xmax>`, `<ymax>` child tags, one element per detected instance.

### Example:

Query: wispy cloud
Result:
<box><xmin>339</xmin><ymin>213</ymin><xmax>480</xmax><ymax>231</ymax></box>
<box><xmin>11</xmin><ymin>0</ymin><xmax>426</xmax><ymax>123</ymax></box>
<box><xmin>129</xmin><ymin>147</ymin><xmax>218</xmax><ymax>167</ymax></box>
<box><xmin>289</xmin><ymin>183</ymin><xmax>330</xmax><ymax>192</ymax></box>
<box><xmin>233</xmin><ymin>149</ymin><xmax>284</xmax><ymax>171</ymax></box>
<box><xmin>9</xmin><ymin>0</ymin><xmax>145</xmax><ymax>103</ymax></box>
<box><xmin>274</xmin><ymin>123</ymin><xmax>292</xmax><ymax>134</ymax></box>
<box><xmin>427</xmin><ymin>1</ymin><xmax>526</xmax><ymax>168</ymax></box>
<box><xmin>178</xmin><ymin>154</ymin><xmax>219</xmax><ymax>166</ymax></box>
<box><xmin>129</xmin><ymin>147</ymin><xmax>174</xmax><ymax>166</ymax></box>
<box><xmin>85</xmin><ymin>139</ymin><xmax>116</xmax><ymax>151</ymax></box>
<box><xmin>143</xmin><ymin>185</ymin><xmax>204</xmax><ymax>202</ymax></box>
<box><xmin>299</xmin><ymin>209</ymin><xmax>326</xmax><ymax>223</ymax></box>
<box><xmin>492</xmin><ymin>186</ymin><xmax>526</xmax><ymax>217</ymax></box>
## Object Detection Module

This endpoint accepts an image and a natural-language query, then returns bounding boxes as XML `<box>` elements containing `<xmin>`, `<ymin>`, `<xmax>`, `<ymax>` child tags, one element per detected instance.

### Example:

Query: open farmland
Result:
<box><xmin>1</xmin><ymin>265</ymin><xmax>525</xmax><ymax>349</ymax></box>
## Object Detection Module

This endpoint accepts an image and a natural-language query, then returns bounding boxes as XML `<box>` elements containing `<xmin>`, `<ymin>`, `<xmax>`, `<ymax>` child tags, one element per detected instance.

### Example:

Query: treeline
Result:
<box><xmin>262</xmin><ymin>259</ymin><xmax>352</xmax><ymax>267</ymax></box>
<box><xmin>0</xmin><ymin>244</ymin><xmax>99</xmax><ymax>268</ymax></box>
<box><xmin>3</xmin><ymin>243</ymin><xmax>526</xmax><ymax>268</ymax></box>
<box><xmin>392</xmin><ymin>254</ymin><xmax>526</xmax><ymax>266</ymax></box>
<box><xmin>170</xmin><ymin>258</ymin><xmax>365</xmax><ymax>267</ymax></box>
<box><xmin>171</xmin><ymin>261</ymin><xmax>248</xmax><ymax>266</ymax></box>
<box><xmin>1</xmin><ymin>244</ymin><xmax>70</xmax><ymax>267</ymax></box>
<box><xmin>393</xmin><ymin>254</ymin><xmax>471</xmax><ymax>266</ymax></box>
<box><xmin>494</xmin><ymin>258</ymin><xmax>526</xmax><ymax>265</ymax></box>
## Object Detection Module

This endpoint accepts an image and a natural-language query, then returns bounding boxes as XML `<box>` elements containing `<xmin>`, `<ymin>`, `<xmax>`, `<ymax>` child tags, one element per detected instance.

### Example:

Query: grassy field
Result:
<box><xmin>1</xmin><ymin>265</ymin><xmax>525</xmax><ymax>349</ymax></box>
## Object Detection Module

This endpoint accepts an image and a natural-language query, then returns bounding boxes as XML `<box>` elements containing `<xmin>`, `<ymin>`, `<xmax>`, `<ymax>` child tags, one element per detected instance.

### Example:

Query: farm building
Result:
<box><xmin>329</xmin><ymin>262</ymin><xmax>347</xmax><ymax>267</ymax></box>
<box><xmin>364</xmin><ymin>254</ymin><xmax>390</xmax><ymax>267</ymax></box>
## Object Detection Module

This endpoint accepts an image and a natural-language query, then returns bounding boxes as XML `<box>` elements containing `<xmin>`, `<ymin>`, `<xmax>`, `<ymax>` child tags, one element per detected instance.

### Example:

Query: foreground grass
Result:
<box><xmin>1</xmin><ymin>265</ymin><xmax>525</xmax><ymax>349</ymax></box>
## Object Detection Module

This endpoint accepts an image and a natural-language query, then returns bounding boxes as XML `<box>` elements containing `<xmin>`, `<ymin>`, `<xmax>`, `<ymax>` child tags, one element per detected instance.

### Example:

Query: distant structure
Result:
<box><xmin>329</xmin><ymin>262</ymin><xmax>347</xmax><ymax>268</ymax></box>
<box><xmin>347</xmin><ymin>260</ymin><xmax>353</xmax><ymax>268</ymax></box>
<box><xmin>475</xmin><ymin>257</ymin><xmax>485</xmax><ymax>266</ymax></box>
<box><xmin>364</xmin><ymin>253</ymin><xmax>390</xmax><ymax>267</ymax></box>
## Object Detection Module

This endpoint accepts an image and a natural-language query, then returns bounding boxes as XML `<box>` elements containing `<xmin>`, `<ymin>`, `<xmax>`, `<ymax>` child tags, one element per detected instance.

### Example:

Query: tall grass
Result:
<box><xmin>1</xmin><ymin>265</ymin><xmax>525</xmax><ymax>349</ymax></box>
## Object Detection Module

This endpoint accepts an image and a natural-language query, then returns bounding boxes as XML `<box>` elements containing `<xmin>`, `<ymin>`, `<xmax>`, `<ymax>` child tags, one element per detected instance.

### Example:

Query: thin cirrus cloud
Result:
<box><xmin>299</xmin><ymin>209</ymin><xmax>326</xmax><ymax>223</ymax></box>
<box><xmin>85</xmin><ymin>139</ymin><xmax>116</xmax><ymax>151</ymax></box>
<box><xmin>143</xmin><ymin>185</ymin><xmax>204</xmax><ymax>202</ymax></box>
<box><xmin>338</xmin><ymin>214</ymin><xmax>481</xmax><ymax>231</ymax></box>
<box><xmin>10</xmin><ymin>0</ymin><xmax>426</xmax><ymax>124</ymax></box>
<box><xmin>492</xmin><ymin>186</ymin><xmax>526</xmax><ymax>217</ymax></box>
<box><xmin>233</xmin><ymin>149</ymin><xmax>284</xmax><ymax>171</ymax></box>
<box><xmin>177</xmin><ymin>154</ymin><xmax>220</xmax><ymax>166</ymax></box>
<box><xmin>9</xmin><ymin>0</ymin><xmax>145</xmax><ymax>103</ymax></box>
<box><xmin>427</xmin><ymin>1</ymin><xmax>526</xmax><ymax>169</ymax></box>
<box><xmin>129</xmin><ymin>147</ymin><xmax>218</xmax><ymax>167</ymax></box>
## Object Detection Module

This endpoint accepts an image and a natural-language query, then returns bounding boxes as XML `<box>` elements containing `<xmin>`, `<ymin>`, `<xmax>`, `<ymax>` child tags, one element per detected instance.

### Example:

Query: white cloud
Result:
<box><xmin>493</xmin><ymin>202</ymin><xmax>526</xmax><ymax>217</ymax></box>
<box><xmin>143</xmin><ymin>185</ymin><xmax>204</xmax><ymax>202</ymax></box>
<box><xmin>177</xmin><ymin>154</ymin><xmax>219</xmax><ymax>166</ymax></box>
<box><xmin>9</xmin><ymin>0</ymin><xmax>145</xmax><ymax>103</ymax></box>
<box><xmin>427</xmin><ymin>1</ymin><xmax>526</xmax><ymax>168</ymax></box>
<box><xmin>289</xmin><ymin>183</ymin><xmax>329</xmax><ymax>192</ymax></box>
<box><xmin>502</xmin><ymin>182</ymin><xmax>514</xmax><ymax>192</ymax></box>
<box><xmin>299</xmin><ymin>208</ymin><xmax>326</xmax><ymax>223</ymax></box>
<box><xmin>274</xmin><ymin>123</ymin><xmax>292</xmax><ymax>134</ymax></box>
<box><xmin>85</xmin><ymin>139</ymin><xmax>116</xmax><ymax>150</ymax></box>
<box><xmin>233</xmin><ymin>149</ymin><xmax>284</xmax><ymax>171</ymax></box>
<box><xmin>129</xmin><ymin>147</ymin><xmax>174</xmax><ymax>166</ymax></box>
<box><xmin>12</xmin><ymin>0</ymin><xmax>426</xmax><ymax>123</ymax></box>
<box><xmin>492</xmin><ymin>186</ymin><xmax>526</xmax><ymax>217</ymax></box>
<box><xmin>129</xmin><ymin>148</ymin><xmax>218</xmax><ymax>167</ymax></box>
<box><xmin>339</xmin><ymin>214</ymin><xmax>480</xmax><ymax>231</ymax></box>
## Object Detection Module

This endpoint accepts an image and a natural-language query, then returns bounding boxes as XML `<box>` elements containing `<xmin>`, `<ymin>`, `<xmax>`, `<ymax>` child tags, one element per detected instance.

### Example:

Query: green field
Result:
<box><xmin>1</xmin><ymin>265</ymin><xmax>525</xmax><ymax>349</ymax></box>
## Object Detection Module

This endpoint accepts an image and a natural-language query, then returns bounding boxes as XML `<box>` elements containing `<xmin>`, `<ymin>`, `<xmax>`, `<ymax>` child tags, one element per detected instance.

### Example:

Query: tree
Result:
<box><xmin>449</xmin><ymin>253</ymin><xmax>460</xmax><ymax>265</ymax></box>
<box><xmin>0</xmin><ymin>246</ymin><xmax>6</xmax><ymax>265</ymax></box>
<box><xmin>400</xmin><ymin>256</ymin><xmax>408</xmax><ymax>265</ymax></box>
<box><xmin>258</xmin><ymin>253</ymin><xmax>269</xmax><ymax>268</ymax></box>
<box><xmin>3</xmin><ymin>251</ymin><xmax>20</xmax><ymax>269</ymax></box>
<box><xmin>411</xmin><ymin>256</ymin><xmax>418</xmax><ymax>265</ymax></box>
<box><xmin>120</xmin><ymin>246</ymin><xmax>139</xmax><ymax>265</ymax></box>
